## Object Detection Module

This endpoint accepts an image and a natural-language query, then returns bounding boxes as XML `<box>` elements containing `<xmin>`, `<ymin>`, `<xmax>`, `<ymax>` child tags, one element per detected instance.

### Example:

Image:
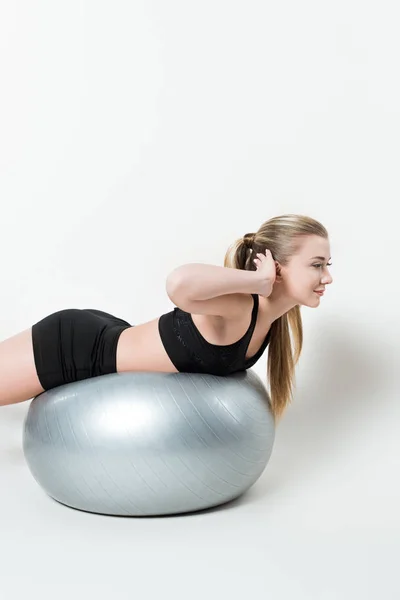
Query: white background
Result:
<box><xmin>0</xmin><ymin>1</ymin><xmax>399</xmax><ymax>598</ymax></box>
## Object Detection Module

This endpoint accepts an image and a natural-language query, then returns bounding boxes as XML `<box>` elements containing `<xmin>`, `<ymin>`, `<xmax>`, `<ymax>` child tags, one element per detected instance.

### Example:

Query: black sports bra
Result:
<box><xmin>158</xmin><ymin>293</ymin><xmax>271</xmax><ymax>376</ymax></box>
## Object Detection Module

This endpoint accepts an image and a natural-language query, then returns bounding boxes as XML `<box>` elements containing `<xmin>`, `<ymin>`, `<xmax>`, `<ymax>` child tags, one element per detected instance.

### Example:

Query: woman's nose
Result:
<box><xmin>322</xmin><ymin>271</ymin><xmax>333</xmax><ymax>285</ymax></box>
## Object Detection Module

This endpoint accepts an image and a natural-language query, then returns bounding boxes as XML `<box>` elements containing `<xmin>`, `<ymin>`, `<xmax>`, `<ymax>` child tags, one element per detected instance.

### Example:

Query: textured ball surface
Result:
<box><xmin>23</xmin><ymin>370</ymin><xmax>275</xmax><ymax>516</ymax></box>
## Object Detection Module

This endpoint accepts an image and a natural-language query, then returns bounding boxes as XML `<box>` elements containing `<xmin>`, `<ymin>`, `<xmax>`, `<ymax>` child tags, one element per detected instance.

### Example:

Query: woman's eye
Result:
<box><xmin>314</xmin><ymin>263</ymin><xmax>332</xmax><ymax>268</ymax></box>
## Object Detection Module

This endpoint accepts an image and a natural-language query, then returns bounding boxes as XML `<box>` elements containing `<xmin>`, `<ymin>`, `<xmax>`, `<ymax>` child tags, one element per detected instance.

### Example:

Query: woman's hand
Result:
<box><xmin>253</xmin><ymin>249</ymin><xmax>280</xmax><ymax>297</ymax></box>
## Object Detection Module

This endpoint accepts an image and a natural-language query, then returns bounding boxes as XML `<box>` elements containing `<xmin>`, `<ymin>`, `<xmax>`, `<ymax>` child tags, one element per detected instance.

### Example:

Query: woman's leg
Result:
<box><xmin>0</xmin><ymin>328</ymin><xmax>45</xmax><ymax>406</ymax></box>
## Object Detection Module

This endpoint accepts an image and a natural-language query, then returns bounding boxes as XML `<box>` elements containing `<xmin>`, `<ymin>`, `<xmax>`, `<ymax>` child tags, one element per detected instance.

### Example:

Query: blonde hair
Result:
<box><xmin>224</xmin><ymin>214</ymin><xmax>329</xmax><ymax>422</ymax></box>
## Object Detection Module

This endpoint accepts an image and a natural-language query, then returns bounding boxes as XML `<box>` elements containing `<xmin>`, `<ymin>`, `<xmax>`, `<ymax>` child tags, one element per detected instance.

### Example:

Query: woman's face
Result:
<box><xmin>280</xmin><ymin>235</ymin><xmax>333</xmax><ymax>306</ymax></box>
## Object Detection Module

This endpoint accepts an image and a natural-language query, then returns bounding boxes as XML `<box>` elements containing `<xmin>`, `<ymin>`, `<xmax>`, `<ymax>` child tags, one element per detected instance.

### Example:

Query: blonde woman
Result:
<box><xmin>0</xmin><ymin>214</ymin><xmax>333</xmax><ymax>421</ymax></box>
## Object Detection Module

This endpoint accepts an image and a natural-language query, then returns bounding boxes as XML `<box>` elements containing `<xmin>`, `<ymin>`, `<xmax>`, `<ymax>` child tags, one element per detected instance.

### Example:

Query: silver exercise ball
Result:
<box><xmin>23</xmin><ymin>370</ymin><xmax>275</xmax><ymax>516</ymax></box>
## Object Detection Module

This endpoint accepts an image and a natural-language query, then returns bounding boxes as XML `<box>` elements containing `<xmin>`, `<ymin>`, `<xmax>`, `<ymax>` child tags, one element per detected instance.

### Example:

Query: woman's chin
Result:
<box><xmin>301</xmin><ymin>291</ymin><xmax>322</xmax><ymax>307</ymax></box>
<box><xmin>311</xmin><ymin>292</ymin><xmax>322</xmax><ymax>305</ymax></box>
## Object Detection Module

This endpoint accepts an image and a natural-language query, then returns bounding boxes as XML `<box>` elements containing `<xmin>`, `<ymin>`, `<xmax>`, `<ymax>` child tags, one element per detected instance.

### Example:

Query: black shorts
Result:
<box><xmin>32</xmin><ymin>308</ymin><xmax>132</xmax><ymax>391</ymax></box>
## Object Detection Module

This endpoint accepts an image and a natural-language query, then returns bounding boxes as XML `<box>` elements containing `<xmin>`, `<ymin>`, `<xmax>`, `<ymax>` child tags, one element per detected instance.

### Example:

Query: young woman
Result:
<box><xmin>0</xmin><ymin>214</ymin><xmax>333</xmax><ymax>420</ymax></box>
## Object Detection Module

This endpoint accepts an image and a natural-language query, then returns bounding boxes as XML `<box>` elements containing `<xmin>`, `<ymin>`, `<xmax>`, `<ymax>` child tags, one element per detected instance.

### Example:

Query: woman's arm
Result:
<box><xmin>166</xmin><ymin>263</ymin><xmax>267</xmax><ymax>301</ymax></box>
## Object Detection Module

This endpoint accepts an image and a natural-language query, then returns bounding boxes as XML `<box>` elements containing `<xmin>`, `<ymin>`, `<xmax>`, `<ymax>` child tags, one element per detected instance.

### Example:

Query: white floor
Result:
<box><xmin>1</xmin><ymin>384</ymin><xmax>398</xmax><ymax>600</ymax></box>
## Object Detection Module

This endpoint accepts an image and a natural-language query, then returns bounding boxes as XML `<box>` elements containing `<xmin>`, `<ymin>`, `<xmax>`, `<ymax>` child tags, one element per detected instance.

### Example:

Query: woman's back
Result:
<box><xmin>116</xmin><ymin>293</ymin><xmax>272</xmax><ymax>375</ymax></box>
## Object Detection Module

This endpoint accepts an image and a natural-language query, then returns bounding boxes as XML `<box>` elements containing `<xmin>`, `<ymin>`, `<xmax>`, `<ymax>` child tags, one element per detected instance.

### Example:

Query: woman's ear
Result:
<box><xmin>275</xmin><ymin>261</ymin><xmax>283</xmax><ymax>281</ymax></box>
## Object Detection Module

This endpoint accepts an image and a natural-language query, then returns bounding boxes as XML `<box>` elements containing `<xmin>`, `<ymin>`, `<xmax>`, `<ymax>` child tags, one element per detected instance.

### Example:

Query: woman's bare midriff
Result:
<box><xmin>116</xmin><ymin>297</ymin><xmax>272</xmax><ymax>374</ymax></box>
<box><xmin>116</xmin><ymin>317</ymin><xmax>179</xmax><ymax>373</ymax></box>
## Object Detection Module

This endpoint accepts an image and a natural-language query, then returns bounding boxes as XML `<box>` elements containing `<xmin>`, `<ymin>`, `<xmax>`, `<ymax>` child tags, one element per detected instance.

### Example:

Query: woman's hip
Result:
<box><xmin>31</xmin><ymin>308</ymin><xmax>132</xmax><ymax>391</ymax></box>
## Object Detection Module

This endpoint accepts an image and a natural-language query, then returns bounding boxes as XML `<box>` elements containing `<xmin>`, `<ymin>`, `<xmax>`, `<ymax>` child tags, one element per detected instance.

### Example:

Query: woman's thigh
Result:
<box><xmin>0</xmin><ymin>328</ymin><xmax>45</xmax><ymax>406</ymax></box>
